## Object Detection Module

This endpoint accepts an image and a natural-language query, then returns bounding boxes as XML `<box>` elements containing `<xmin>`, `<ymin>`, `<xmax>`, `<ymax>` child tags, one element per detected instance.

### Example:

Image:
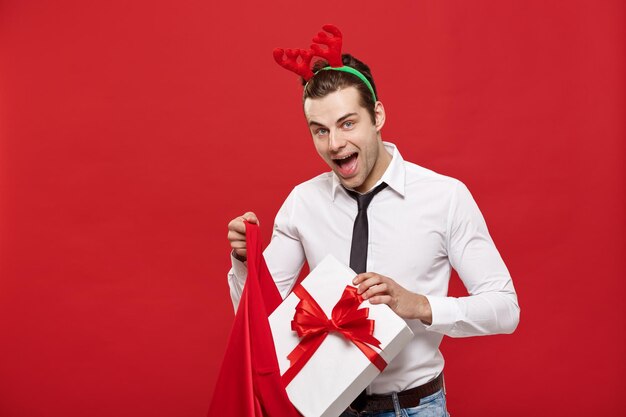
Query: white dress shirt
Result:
<box><xmin>227</xmin><ymin>142</ymin><xmax>520</xmax><ymax>394</ymax></box>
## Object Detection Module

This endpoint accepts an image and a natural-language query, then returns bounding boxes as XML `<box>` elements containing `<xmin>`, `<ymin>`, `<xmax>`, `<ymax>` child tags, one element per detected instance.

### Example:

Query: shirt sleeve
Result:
<box><xmin>227</xmin><ymin>188</ymin><xmax>307</xmax><ymax>311</ymax></box>
<box><xmin>424</xmin><ymin>181</ymin><xmax>520</xmax><ymax>337</ymax></box>
<box><xmin>226</xmin><ymin>252</ymin><xmax>248</xmax><ymax>310</ymax></box>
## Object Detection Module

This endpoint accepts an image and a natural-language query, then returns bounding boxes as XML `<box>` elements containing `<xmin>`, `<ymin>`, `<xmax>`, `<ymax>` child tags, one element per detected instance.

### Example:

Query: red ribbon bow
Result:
<box><xmin>281</xmin><ymin>284</ymin><xmax>387</xmax><ymax>386</ymax></box>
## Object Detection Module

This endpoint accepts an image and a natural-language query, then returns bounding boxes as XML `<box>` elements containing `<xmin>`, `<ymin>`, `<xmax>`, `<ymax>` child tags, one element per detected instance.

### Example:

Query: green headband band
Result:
<box><xmin>308</xmin><ymin>66</ymin><xmax>377</xmax><ymax>102</ymax></box>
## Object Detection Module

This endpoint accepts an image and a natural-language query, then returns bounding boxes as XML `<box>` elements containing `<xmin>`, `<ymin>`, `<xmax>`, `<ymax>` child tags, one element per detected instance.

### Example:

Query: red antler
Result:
<box><xmin>273</xmin><ymin>48</ymin><xmax>315</xmax><ymax>80</ymax></box>
<box><xmin>273</xmin><ymin>24</ymin><xmax>344</xmax><ymax>79</ymax></box>
<box><xmin>310</xmin><ymin>24</ymin><xmax>343</xmax><ymax>67</ymax></box>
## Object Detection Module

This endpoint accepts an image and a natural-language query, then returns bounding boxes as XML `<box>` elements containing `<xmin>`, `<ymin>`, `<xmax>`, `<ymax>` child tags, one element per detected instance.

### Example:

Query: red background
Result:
<box><xmin>1</xmin><ymin>1</ymin><xmax>623</xmax><ymax>416</ymax></box>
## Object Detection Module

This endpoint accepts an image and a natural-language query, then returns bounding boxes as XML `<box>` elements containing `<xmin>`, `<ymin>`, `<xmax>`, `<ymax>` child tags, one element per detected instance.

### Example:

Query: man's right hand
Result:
<box><xmin>227</xmin><ymin>212</ymin><xmax>259</xmax><ymax>262</ymax></box>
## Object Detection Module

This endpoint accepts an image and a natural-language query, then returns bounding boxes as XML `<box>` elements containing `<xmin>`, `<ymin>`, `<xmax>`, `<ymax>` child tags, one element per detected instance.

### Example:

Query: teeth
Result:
<box><xmin>334</xmin><ymin>153</ymin><xmax>355</xmax><ymax>161</ymax></box>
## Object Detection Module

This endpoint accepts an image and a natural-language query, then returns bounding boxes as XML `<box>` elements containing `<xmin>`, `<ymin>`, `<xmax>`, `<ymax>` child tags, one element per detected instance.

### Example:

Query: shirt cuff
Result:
<box><xmin>230</xmin><ymin>251</ymin><xmax>248</xmax><ymax>285</ymax></box>
<box><xmin>423</xmin><ymin>295</ymin><xmax>460</xmax><ymax>334</ymax></box>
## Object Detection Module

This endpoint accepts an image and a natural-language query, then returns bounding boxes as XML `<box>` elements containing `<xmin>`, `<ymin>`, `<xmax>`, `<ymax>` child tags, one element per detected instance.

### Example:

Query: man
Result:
<box><xmin>226</xmin><ymin>47</ymin><xmax>520</xmax><ymax>416</ymax></box>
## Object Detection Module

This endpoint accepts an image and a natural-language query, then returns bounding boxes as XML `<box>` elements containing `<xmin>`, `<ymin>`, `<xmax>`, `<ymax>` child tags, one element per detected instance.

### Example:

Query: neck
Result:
<box><xmin>355</xmin><ymin>141</ymin><xmax>392</xmax><ymax>193</ymax></box>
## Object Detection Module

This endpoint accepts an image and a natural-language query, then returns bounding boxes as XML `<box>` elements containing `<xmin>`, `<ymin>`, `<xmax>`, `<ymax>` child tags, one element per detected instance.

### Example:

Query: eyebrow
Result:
<box><xmin>308</xmin><ymin>112</ymin><xmax>359</xmax><ymax>128</ymax></box>
<box><xmin>336</xmin><ymin>112</ymin><xmax>358</xmax><ymax>124</ymax></box>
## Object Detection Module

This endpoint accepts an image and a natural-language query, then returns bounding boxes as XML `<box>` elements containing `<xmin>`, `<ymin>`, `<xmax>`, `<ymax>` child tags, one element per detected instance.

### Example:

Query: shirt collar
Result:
<box><xmin>331</xmin><ymin>141</ymin><xmax>406</xmax><ymax>200</ymax></box>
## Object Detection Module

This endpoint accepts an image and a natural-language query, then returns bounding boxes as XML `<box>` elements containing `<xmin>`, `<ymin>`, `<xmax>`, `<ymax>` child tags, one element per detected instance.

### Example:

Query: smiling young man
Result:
<box><xmin>226</xmin><ymin>53</ymin><xmax>520</xmax><ymax>416</ymax></box>
<box><xmin>307</xmin><ymin>86</ymin><xmax>390</xmax><ymax>194</ymax></box>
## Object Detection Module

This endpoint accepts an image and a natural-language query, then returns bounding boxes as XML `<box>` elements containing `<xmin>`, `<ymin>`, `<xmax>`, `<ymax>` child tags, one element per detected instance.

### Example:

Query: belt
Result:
<box><xmin>349</xmin><ymin>373</ymin><xmax>444</xmax><ymax>413</ymax></box>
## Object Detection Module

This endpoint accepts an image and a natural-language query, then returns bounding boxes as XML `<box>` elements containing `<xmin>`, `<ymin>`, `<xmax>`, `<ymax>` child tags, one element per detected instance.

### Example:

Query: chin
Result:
<box><xmin>340</xmin><ymin>177</ymin><xmax>363</xmax><ymax>191</ymax></box>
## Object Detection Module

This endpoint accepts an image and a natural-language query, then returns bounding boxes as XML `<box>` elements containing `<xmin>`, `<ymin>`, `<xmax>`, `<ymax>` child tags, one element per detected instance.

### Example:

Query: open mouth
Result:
<box><xmin>332</xmin><ymin>152</ymin><xmax>358</xmax><ymax>177</ymax></box>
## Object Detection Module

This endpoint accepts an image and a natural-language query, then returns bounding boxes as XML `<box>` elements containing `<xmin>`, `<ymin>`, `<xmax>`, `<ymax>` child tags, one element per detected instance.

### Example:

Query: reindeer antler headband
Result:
<box><xmin>273</xmin><ymin>24</ymin><xmax>377</xmax><ymax>102</ymax></box>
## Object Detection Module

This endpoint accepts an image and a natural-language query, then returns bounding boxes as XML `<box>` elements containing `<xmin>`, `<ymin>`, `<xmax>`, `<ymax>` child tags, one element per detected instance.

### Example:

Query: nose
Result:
<box><xmin>328</xmin><ymin>129</ymin><xmax>346</xmax><ymax>152</ymax></box>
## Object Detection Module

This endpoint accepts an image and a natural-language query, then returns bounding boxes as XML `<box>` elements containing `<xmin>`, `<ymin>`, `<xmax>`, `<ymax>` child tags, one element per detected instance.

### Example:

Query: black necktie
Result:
<box><xmin>345</xmin><ymin>182</ymin><xmax>388</xmax><ymax>412</ymax></box>
<box><xmin>346</xmin><ymin>182</ymin><xmax>388</xmax><ymax>274</ymax></box>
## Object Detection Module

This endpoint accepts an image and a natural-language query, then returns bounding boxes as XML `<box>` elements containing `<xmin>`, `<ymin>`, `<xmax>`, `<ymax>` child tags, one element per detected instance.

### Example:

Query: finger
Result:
<box><xmin>357</xmin><ymin>275</ymin><xmax>384</xmax><ymax>294</ymax></box>
<box><xmin>230</xmin><ymin>240</ymin><xmax>247</xmax><ymax>249</ymax></box>
<box><xmin>228</xmin><ymin>218</ymin><xmax>247</xmax><ymax>234</ymax></box>
<box><xmin>242</xmin><ymin>212</ymin><xmax>259</xmax><ymax>224</ymax></box>
<box><xmin>353</xmin><ymin>272</ymin><xmax>376</xmax><ymax>285</ymax></box>
<box><xmin>362</xmin><ymin>283</ymin><xmax>388</xmax><ymax>300</ymax></box>
<box><xmin>227</xmin><ymin>230</ymin><xmax>246</xmax><ymax>242</ymax></box>
<box><xmin>368</xmin><ymin>295</ymin><xmax>393</xmax><ymax>306</ymax></box>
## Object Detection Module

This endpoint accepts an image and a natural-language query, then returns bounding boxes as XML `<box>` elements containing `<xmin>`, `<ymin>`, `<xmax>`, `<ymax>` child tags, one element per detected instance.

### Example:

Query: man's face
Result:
<box><xmin>304</xmin><ymin>86</ymin><xmax>388</xmax><ymax>193</ymax></box>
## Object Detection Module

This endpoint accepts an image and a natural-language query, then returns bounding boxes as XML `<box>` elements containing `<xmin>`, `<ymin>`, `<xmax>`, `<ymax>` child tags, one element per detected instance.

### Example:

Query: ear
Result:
<box><xmin>374</xmin><ymin>101</ymin><xmax>386</xmax><ymax>132</ymax></box>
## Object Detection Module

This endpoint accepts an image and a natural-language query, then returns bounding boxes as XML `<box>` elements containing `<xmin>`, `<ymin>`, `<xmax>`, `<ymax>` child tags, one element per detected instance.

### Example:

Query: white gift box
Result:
<box><xmin>268</xmin><ymin>254</ymin><xmax>414</xmax><ymax>417</ymax></box>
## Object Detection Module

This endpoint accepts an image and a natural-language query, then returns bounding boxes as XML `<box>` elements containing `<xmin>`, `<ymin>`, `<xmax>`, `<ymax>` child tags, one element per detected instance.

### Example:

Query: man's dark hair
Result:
<box><xmin>302</xmin><ymin>54</ymin><xmax>378</xmax><ymax>123</ymax></box>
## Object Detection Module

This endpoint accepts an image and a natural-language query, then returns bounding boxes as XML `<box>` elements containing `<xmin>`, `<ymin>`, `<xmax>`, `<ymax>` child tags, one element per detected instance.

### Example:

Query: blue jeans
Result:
<box><xmin>339</xmin><ymin>389</ymin><xmax>450</xmax><ymax>417</ymax></box>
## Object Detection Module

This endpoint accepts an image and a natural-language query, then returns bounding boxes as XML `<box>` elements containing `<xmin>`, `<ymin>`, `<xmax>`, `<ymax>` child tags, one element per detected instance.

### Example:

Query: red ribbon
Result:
<box><xmin>281</xmin><ymin>284</ymin><xmax>387</xmax><ymax>387</ymax></box>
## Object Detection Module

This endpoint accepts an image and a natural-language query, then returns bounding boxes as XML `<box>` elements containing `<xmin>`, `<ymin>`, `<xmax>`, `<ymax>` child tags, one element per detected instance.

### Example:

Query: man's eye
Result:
<box><xmin>343</xmin><ymin>121</ymin><xmax>354</xmax><ymax>128</ymax></box>
<box><xmin>316</xmin><ymin>128</ymin><xmax>329</xmax><ymax>136</ymax></box>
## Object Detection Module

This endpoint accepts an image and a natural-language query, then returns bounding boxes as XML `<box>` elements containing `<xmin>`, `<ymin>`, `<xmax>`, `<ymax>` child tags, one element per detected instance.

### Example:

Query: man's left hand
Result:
<box><xmin>353</xmin><ymin>272</ymin><xmax>433</xmax><ymax>325</ymax></box>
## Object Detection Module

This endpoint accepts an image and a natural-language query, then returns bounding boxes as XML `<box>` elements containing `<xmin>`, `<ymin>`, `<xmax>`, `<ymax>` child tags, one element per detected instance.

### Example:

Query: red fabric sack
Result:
<box><xmin>207</xmin><ymin>222</ymin><xmax>301</xmax><ymax>417</ymax></box>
